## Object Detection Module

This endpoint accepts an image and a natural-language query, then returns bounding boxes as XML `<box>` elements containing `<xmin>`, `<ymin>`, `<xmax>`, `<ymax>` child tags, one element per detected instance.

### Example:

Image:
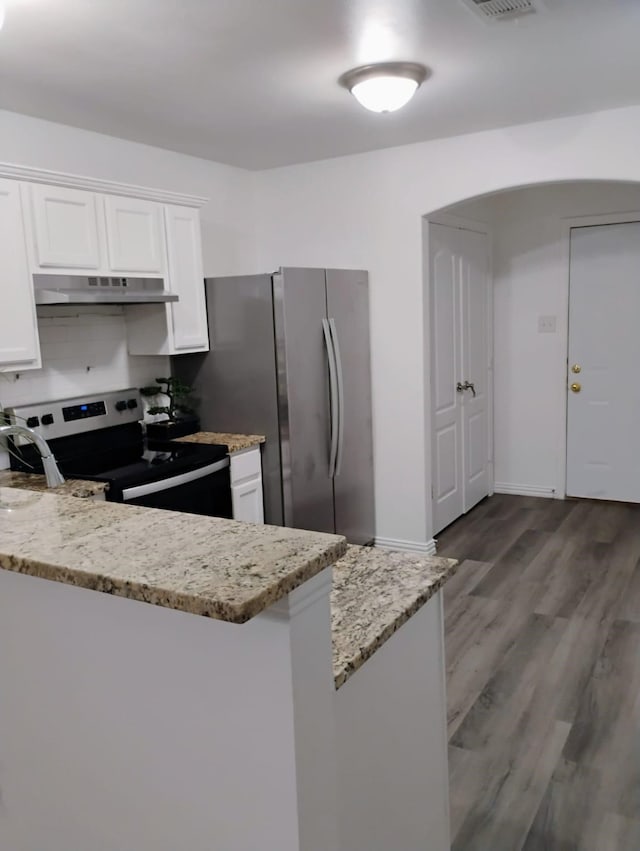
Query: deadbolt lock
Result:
<box><xmin>570</xmin><ymin>382</ymin><xmax>581</xmax><ymax>393</ymax></box>
<box><xmin>571</xmin><ymin>364</ymin><xmax>581</xmax><ymax>374</ymax></box>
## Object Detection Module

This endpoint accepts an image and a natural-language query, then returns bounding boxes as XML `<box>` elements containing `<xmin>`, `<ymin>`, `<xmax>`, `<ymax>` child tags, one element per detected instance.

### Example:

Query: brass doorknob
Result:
<box><xmin>570</xmin><ymin>382</ymin><xmax>581</xmax><ymax>393</ymax></box>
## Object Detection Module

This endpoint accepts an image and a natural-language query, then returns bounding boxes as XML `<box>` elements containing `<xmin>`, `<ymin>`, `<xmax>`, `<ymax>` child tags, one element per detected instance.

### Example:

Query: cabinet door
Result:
<box><xmin>104</xmin><ymin>195</ymin><xmax>165</xmax><ymax>274</ymax></box>
<box><xmin>164</xmin><ymin>205</ymin><xmax>209</xmax><ymax>351</ymax></box>
<box><xmin>0</xmin><ymin>180</ymin><xmax>41</xmax><ymax>367</ymax></box>
<box><xmin>30</xmin><ymin>184</ymin><xmax>101</xmax><ymax>269</ymax></box>
<box><xmin>231</xmin><ymin>477</ymin><xmax>265</xmax><ymax>524</ymax></box>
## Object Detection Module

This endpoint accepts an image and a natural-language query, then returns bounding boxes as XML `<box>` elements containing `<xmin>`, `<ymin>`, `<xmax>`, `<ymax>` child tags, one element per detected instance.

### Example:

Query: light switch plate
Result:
<box><xmin>538</xmin><ymin>315</ymin><xmax>557</xmax><ymax>334</ymax></box>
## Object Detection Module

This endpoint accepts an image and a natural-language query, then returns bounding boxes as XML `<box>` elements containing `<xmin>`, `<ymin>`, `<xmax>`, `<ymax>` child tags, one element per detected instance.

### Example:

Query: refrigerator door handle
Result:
<box><xmin>329</xmin><ymin>318</ymin><xmax>345</xmax><ymax>477</ymax></box>
<box><xmin>322</xmin><ymin>318</ymin><xmax>339</xmax><ymax>477</ymax></box>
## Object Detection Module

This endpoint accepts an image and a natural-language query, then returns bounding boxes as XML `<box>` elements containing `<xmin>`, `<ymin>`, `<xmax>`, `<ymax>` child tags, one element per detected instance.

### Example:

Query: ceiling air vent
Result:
<box><xmin>461</xmin><ymin>0</ymin><xmax>542</xmax><ymax>22</ymax></box>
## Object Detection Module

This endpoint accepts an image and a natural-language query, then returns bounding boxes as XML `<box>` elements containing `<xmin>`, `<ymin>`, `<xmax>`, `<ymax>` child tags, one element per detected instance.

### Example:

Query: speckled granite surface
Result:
<box><xmin>0</xmin><ymin>487</ymin><xmax>346</xmax><ymax>624</ymax></box>
<box><xmin>0</xmin><ymin>470</ymin><xmax>107</xmax><ymax>499</ymax></box>
<box><xmin>332</xmin><ymin>545</ymin><xmax>458</xmax><ymax>689</ymax></box>
<box><xmin>175</xmin><ymin>432</ymin><xmax>265</xmax><ymax>454</ymax></box>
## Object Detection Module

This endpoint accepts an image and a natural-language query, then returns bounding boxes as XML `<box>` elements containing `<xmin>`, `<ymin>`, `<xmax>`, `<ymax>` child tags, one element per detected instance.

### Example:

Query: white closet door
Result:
<box><xmin>566</xmin><ymin>221</ymin><xmax>640</xmax><ymax>502</ymax></box>
<box><xmin>460</xmin><ymin>228</ymin><xmax>491</xmax><ymax>513</ymax></box>
<box><xmin>430</xmin><ymin>222</ymin><xmax>491</xmax><ymax>535</ymax></box>
<box><xmin>431</xmin><ymin>224</ymin><xmax>464</xmax><ymax>533</ymax></box>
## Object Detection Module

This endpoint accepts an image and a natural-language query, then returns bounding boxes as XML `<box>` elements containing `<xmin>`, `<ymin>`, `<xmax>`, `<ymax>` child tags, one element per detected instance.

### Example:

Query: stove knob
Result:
<box><xmin>126</xmin><ymin>398</ymin><xmax>138</xmax><ymax>409</ymax></box>
<box><xmin>41</xmin><ymin>413</ymin><xmax>55</xmax><ymax>426</ymax></box>
<box><xmin>26</xmin><ymin>416</ymin><xmax>40</xmax><ymax>428</ymax></box>
<box><xmin>115</xmin><ymin>400</ymin><xmax>127</xmax><ymax>412</ymax></box>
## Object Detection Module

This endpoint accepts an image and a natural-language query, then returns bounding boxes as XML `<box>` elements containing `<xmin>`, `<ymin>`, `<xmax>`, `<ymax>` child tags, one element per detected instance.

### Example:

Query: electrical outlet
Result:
<box><xmin>538</xmin><ymin>315</ymin><xmax>557</xmax><ymax>334</ymax></box>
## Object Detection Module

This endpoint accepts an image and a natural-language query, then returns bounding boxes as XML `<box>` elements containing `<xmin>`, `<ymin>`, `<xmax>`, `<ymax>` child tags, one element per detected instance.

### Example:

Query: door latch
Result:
<box><xmin>456</xmin><ymin>381</ymin><xmax>476</xmax><ymax>397</ymax></box>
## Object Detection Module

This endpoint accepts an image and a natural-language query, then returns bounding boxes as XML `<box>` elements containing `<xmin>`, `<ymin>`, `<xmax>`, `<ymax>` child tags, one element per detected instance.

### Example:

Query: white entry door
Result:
<box><xmin>430</xmin><ymin>221</ymin><xmax>491</xmax><ymax>535</ymax></box>
<box><xmin>566</xmin><ymin>221</ymin><xmax>640</xmax><ymax>502</ymax></box>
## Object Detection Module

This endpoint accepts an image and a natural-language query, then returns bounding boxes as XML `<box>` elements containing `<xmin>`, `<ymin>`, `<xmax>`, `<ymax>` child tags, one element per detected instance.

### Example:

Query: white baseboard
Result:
<box><xmin>374</xmin><ymin>537</ymin><xmax>438</xmax><ymax>556</ymax></box>
<box><xmin>493</xmin><ymin>483</ymin><xmax>556</xmax><ymax>498</ymax></box>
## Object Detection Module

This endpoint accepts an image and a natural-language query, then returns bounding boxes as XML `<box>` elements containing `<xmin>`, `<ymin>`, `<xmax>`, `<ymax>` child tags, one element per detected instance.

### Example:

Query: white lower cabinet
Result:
<box><xmin>231</xmin><ymin>477</ymin><xmax>264</xmax><ymax>524</ymax></box>
<box><xmin>229</xmin><ymin>447</ymin><xmax>264</xmax><ymax>524</ymax></box>
<box><xmin>0</xmin><ymin>179</ymin><xmax>41</xmax><ymax>370</ymax></box>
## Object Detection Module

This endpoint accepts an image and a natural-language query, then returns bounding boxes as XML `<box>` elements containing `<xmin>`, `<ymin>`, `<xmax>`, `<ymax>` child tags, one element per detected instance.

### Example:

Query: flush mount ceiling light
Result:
<box><xmin>339</xmin><ymin>62</ymin><xmax>429</xmax><ymax>113</ymax></box>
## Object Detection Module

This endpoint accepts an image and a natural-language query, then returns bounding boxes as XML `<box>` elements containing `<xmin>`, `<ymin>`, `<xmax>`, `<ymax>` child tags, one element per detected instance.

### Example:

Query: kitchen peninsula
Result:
<box><xmin>0</xmin><ymin>486</ymin><xmax>456</xmax><ymax>851</ymax></box>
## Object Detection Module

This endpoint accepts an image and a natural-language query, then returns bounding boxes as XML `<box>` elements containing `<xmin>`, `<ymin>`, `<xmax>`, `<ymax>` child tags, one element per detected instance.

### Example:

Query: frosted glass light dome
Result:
<box><xmin>339</xmin><ymin>62</ymin><xmax>428</xmax><ymax>114</ymax></box>
<box><xmin>351</xmin><ymin>76</ymin><xmax>419</xmax><ymax>113</ymax></box>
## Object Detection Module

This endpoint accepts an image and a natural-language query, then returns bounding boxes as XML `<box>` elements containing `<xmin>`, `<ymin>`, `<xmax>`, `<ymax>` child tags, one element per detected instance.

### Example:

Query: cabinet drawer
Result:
<box><xmin>230</xmin><ymin>448</ymin><xmax>262</xmax><ymax>484</ymax></box>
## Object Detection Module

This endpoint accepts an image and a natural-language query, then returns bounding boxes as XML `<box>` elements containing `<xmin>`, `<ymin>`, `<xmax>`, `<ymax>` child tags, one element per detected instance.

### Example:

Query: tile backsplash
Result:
<box><xmin>0</xmin><ymin>305</ymin><xmax>169</xmax><ymax>469</ymax></box>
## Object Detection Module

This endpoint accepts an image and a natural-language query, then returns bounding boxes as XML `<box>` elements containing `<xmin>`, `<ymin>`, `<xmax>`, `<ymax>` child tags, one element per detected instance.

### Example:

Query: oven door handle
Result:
<box><xmin>121</xmin><ymin>457</ymin><xmax>230</xmax><ymax>501</ymax></box>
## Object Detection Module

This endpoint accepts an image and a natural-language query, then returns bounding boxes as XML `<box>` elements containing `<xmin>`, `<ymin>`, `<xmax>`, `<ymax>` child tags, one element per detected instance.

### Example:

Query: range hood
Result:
<box><xmin>33</xmin><ymin>274</ymin><xmax>179</xmax><ymax>305</ymax></box>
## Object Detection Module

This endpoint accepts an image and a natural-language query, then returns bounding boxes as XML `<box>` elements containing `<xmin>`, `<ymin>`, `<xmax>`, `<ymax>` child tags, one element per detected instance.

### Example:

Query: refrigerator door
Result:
<box><xmin>172</xmin><ymin>275</ymin><xmax>284</xmax><ymax>526</ymax></box>
<box><xmin>326</xmin><ymin>269</ymin><xmax>375</xmax><ymax>544</ymax></box>
<box><xmin>275</xmin><ymin>268</ymin><xmax>335</xmax><ymax>534</ymax></box>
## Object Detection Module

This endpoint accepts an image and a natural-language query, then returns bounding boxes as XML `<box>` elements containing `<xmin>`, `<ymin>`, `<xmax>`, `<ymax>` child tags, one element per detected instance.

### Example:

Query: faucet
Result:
<box><xmin>0</xmin><ymin>424</ymin><xmax>65</xmax><ymax>488</ymax></box>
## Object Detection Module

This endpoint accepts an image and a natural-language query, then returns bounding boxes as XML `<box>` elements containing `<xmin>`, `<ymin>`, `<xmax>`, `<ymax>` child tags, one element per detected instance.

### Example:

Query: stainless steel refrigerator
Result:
<box><xmin>172</xmin><ymin>268</ymin><xmax>375</xmax><ymax>544</ymax></box>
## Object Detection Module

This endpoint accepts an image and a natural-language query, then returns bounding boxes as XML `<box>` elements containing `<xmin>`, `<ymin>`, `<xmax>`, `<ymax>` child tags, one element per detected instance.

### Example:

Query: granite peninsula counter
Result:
<box><xmin>0</xmin><ymin>486</ymin><xmax>345</xmax><ymax>622</ymax></box>
<box><xmin>0</xmin><ymin>486</ymin><xmax>455</xmax><ymax>851</ymax></box>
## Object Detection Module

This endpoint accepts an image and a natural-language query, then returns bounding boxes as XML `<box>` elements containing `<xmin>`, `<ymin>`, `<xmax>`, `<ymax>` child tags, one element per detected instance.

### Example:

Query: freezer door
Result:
<box><xmin>275</xmin><ymin>268</ymin><xmax>335</xmax><ymax>533</ymax></box>
<box><xmin>326</xmin><ymin>269</ymin><xmax>375</xmax><ymax>544</ymax></box>
<box><xmin>172</xmin><ymin>275</ymin><xmax>284</xmax><ymax>526</ymax></box>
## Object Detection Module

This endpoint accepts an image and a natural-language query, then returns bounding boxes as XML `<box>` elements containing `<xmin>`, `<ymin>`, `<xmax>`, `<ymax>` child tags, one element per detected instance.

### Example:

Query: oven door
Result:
<box><xmin>120</xmin><ymin>458</ymin><xmax>232</xmax><ymax>518</ymax></box>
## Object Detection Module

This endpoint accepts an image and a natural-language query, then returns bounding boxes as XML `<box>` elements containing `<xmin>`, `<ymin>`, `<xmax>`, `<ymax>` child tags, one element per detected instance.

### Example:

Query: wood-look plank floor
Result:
<box><xmin>437</xmin><ymin>494</ymin><xmax>640</xmax><ymax>851</ymax></box>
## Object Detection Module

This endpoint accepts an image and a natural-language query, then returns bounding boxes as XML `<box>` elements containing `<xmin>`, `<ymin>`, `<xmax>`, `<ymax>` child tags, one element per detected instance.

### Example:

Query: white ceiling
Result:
<box><xmin>0</xmin><ymin>0</ymin><xmax>639</xmax><ymax>170</ymax></box>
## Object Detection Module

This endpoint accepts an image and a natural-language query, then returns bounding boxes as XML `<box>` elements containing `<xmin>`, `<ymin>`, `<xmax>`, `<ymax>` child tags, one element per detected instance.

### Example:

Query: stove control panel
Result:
<box><xmin>63</xmin><ymin>401</ymin><xmax>107</xmax><ymax>422</ymax></box>
<box><xmin>6</xmin><ymin>388</ymin><xmax>142</xmax><ymax>442</ymax></box>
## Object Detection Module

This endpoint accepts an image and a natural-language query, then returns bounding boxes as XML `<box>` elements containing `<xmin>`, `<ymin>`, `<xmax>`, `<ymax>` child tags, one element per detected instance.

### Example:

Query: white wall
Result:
<box><xmin>0</xmin><ymin>110</ymin><xmax>257</xmax><ymax>467</ymax></box>
<box><xmin>461</xmin><ymin>183</ymin><xmax>640</xmax><ymax>497</ymax></box>
<box><xmin>254</xmin><ymin>105</ymin><xmax>640</xmax><ymax>543</ymax></box>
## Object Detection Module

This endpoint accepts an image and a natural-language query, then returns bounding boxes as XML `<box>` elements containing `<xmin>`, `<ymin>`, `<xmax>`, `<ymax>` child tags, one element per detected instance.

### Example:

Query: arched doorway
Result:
<box><xmin>424</xmin><ymin>180</ymin><xmax>640</xmax><ymax>535</ymax></box>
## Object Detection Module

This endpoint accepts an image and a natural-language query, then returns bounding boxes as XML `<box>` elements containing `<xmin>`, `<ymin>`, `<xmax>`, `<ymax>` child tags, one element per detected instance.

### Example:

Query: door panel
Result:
<box><xmin>30</xmin><ymin>184</ymin><xmax>101</xmax><ymax>269</ymax></box>
<box><xmin>172</xmin><ymin>275</ymin><xmax>283</xmax><ymax>526</ymax></box>
<box><xmin>567</xmin><ymin>222</ymin><xmax>640</xmax><ymax>501</ymax></box>
<box><xmin>430</xmin><ymin>222</ymin><xmax>491</xmax><ymax>535</ymax></box>
<box><xmin>165</xmin><ymin>205</ymin><xmax>209</xmax><ymax>351</ymax></box>
<box><xmin>326</xmin><ymin>269</ymin><xmax>375</xmax><ymax>544</ymax></box>
<box><xmin>0</xmin><ymin>180</ymin><xmax>41</xmax><ymax>367</ymax></box>
<box><xmin>104</xmin><ymin>195</ymin><xmax>164</xmax><ymax>273</ymax></box>
<box><xmin>461</xmin><ymin>228</ymin><xmax>491</xmax><ymax>511</ymax></box>
<box><xmin>431</xmin><ymin>230</ymin><xmax>463</xmax><ymax>533</ymax></box>
<box><xmin>276</xmin><ymin>268</ymin><xmax>335</xmax><ymax>534</ymax></box>
<box><xmin>436</xmin><ymin>425</ymin><xmax>458</xmax><ymax>501</ymax></box>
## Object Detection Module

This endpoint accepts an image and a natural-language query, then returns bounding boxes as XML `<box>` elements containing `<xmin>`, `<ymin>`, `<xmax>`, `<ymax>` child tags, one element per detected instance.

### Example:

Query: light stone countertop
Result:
<box><xmin>0</xmin><ymin>487</ymin><xmax>346</xmax><ymax>624</ymax></box>
<box><xmin>331</xmin><ymin>545</ymin><xmax>458</xmax><ymax>689</ymax></box>
<box><xmin>0</xmin><ymin>470</ymin><xmax>107</xmax><ymax>499</ymax></box>
<box><xmin>175</xmin><ymin>432</ymin><xmax>266</xmax><ymax>454</ymax></box>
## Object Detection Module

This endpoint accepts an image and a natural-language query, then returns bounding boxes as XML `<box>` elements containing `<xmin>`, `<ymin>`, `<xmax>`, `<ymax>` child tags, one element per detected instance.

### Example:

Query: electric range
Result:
<box><xmin>6</xmin><ymin>389</ymin><xmax>232</xmax><ymax>518</ymax></box>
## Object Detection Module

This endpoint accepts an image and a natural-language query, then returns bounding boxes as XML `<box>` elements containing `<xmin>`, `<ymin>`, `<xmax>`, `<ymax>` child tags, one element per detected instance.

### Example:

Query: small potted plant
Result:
<box><xmin>140</xmin><ymin>377</ymin><xmax>200</xmax><ymax>442</ymax></box>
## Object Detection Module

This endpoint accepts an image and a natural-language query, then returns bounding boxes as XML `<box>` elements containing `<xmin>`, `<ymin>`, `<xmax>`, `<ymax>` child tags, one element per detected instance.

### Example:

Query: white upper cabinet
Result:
<box><xmin>104</xmin><ymin>195</ymin><xmax>165</xmax><ymax>274</ymax></box>
<box><xmin>164</xmin><ymin>205</ymin><xmax>208</xmax><ymax>351</ymax></box>
<box><xmin>30</xmin><ymin>184</ymin><xmax>101</xmax><ymax>270</ymax></box>
<box><xmin>126</xmin><ymin>203</ymin><xmax>209</xmax><ymax>356</ymax></box>
<box><xmin>0</xmin><ymin>164</ymin><xmax>209</xmax><ymax>363</ymax></box>
<box><xmin>0</xmin><ymin>179</ymin><xmax>41</xmax><ymax>369</ymax></box>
